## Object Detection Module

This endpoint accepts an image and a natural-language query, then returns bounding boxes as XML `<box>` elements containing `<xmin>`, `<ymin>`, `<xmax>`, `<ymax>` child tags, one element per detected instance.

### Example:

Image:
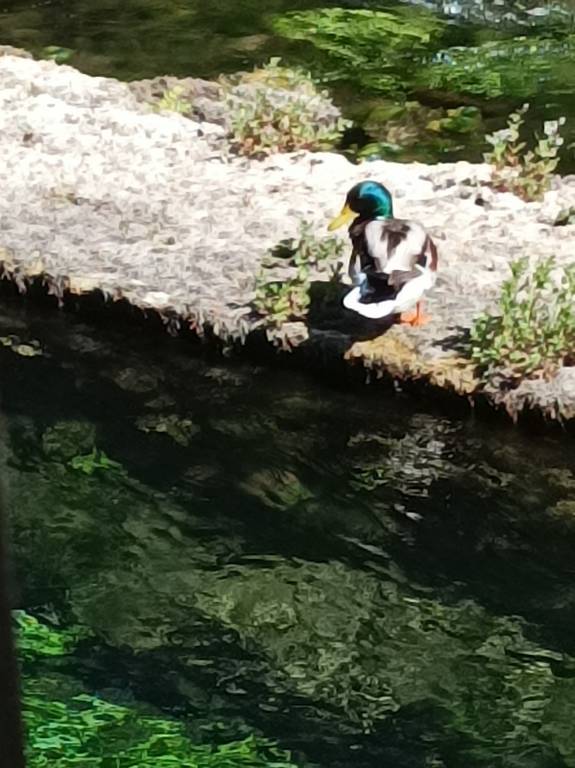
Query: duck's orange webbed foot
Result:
<box><xmin>399</xmin><ymin>302</ymin><xmax>431</xmax><ymax>327</ymax></box>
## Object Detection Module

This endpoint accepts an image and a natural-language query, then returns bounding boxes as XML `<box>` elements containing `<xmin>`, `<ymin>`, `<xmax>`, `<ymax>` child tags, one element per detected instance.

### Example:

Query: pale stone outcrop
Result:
<box><xmin>1</xmin><ymin>53</ymin><xmax>574</xmax><ymax>421</ymax></box>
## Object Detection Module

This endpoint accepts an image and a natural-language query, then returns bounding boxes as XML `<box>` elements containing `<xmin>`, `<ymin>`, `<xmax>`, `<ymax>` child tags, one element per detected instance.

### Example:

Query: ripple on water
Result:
<box><xmin>3</xmin><ymin>302</ymin><xmax>575</xmax><ymax>768</ymax></box>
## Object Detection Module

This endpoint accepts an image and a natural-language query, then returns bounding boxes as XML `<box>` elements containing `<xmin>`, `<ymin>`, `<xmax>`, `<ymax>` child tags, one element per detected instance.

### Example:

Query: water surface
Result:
<box><xmin>2</xmin><ymin>0</ymin><xmax>575</xmax><ymax>166</ymax></box>
<box><xmin>2</xmin><ymin>299</ymin><xmax>575</xmax><ymax>767</ymax></box>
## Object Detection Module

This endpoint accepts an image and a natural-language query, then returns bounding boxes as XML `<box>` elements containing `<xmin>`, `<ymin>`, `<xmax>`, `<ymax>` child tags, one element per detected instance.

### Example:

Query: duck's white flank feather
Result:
<box><xmin>363</xmin><ymin>220</ymin><xmax>428</xmax><ymax>273</ymax></box>
<box><xmin>343</xmin><ymin>267</ymin><xmax>436</xmax><ymax>320</ymax></box>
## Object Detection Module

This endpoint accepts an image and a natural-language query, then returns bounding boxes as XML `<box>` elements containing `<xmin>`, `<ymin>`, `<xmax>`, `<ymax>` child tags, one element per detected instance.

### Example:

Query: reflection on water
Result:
<box><xmin>2</xmin><ymin>298</ymin><xmax>575</xmax><ymax>767</ymax></box>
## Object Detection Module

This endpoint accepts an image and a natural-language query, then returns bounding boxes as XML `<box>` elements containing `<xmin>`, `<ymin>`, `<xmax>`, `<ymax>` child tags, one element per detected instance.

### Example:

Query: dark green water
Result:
<box><xmin>3</xmin><ymin>298</ymin><xmax>575</xmax><ymax>767</ymax></box>
<box><xmin>2</xmin><ymin>0</ymin><xmax>575</xmax><ymax>165</ymax></box>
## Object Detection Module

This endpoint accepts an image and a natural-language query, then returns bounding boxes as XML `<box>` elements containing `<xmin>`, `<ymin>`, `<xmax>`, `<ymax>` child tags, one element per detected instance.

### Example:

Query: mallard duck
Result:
<box><xmin>328</xmin><ymin>180</ymin><xmax>438</xmax><ymax>326</ymax></box>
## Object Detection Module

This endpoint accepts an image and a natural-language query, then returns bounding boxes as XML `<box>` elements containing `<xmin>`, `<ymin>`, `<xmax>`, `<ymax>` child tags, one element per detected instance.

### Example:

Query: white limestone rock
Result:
<box><xmin>0</xmin><ymin>53</ymin><xmax>574</xmax><ymax>419</ymax></box>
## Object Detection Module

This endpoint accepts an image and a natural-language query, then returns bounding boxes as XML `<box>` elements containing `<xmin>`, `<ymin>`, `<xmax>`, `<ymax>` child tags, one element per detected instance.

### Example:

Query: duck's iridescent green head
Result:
<box><xmin>328</xmin><ymin>180</ymin><xmax>394</xmax><ymax>231</ymax></box>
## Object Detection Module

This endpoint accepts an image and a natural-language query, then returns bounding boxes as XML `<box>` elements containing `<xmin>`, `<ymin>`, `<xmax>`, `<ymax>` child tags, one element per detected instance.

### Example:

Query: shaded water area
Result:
<box><xmin>2</xmin><ymin>297</ymin><xmax>575</xmax><ymax>766</ymax></box>
<box><xmin>2</xmin><ymin>0</ymin><xmax>575</xmax><ymax>166</ymax></box>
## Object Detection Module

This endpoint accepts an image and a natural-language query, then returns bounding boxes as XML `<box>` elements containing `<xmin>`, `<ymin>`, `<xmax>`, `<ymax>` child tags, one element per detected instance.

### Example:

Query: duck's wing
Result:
<box><xmin>363</xmin><ymin>219</ymin><xmax>437</xmax><ymax>276</ymax></box>
<box><xmin>349</xmin><ymin>219</ymin><xmax>381</xmax><ymax>273</ymax></box>
<box><xmin>347</xmin><ymin>246</ymin><xmax>362</xmax><ymax>284</ymax></box>
<box><xmin>344</xmin><ymin>220</ymin><xmax>438</xmax><ymax>320</ymax></box>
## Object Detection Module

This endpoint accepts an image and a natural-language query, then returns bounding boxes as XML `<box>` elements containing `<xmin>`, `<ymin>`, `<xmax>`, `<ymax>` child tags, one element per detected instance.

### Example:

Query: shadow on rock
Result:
<box><xmin>434</xmin><ymin>326</ymin><xmax>472</xmax><ymax>354</ymax></box>
<box><xmin>307</xmin><ymin>280</ymin><xmax>396</xmax><ymax>341</ymax></box>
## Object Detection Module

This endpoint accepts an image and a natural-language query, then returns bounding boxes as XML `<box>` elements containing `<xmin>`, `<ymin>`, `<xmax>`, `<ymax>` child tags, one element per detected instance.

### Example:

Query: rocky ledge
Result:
<box><xmin>1</xmin><ymin>51</ymin><xmax>574</xmax><ymax>425</ymax></box>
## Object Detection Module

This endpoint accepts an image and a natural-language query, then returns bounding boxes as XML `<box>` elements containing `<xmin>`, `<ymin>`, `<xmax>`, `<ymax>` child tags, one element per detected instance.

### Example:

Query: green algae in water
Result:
<box><xmin>14</xmin><ymin>612</ymin><xmax>92</xmax><ymax>661</ymax></box>
<box><xmin>418</xmin><ymin>34</ymin><xmax>575</xmax><ymax>100</ymax></box>
<box><xmin>25</xmin><ymin>680</ymin><xmax>297</xmax><ymax>768</ymax></box>
<box><xmin>11</xmin><ymin>431</ymin><xmax>575</xmax><ymax>766</ymax></box>
<box><xmin>17</xmin><ymin>613</ymin><xmax>299</xmax><ymax>768</ymax></box>
<box><xmin>68</xmin><ymin>448</ymin><xmax>124</xmax><ymax>475</ymax></box>
<box><xmin>272</xmin><ymin>7</ymin><xmax>446</xmax><ymax>95</ymax></box>
<box><xmin>270</xmin><ymin>7</ymin><xmax>575</xmax><ymax>164</ymax></box>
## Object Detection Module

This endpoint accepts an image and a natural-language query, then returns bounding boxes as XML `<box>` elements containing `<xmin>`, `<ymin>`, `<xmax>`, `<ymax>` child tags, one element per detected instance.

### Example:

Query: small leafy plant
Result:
<box><xmin>554</xmin><ymin>206</ymin><xmax>575</xmax><ymax>226</ymax></box>
<box><xmin>222</xmin><ymin>58</ymin><xmax>350</xmax><ymax>157</ymax></box>
<box><xmin>154</xmin><ymin>86</ymin><xmax>192</xmax><ymax>115</ymax></box>
<box><xmin>254</xmin><ymin>278</ymin><xmax>310</xmax><ymax>329</ymax></box>
<box><xmin>470</xmin><ymin>256</ymin><xmax>575</xmax><ymax>380</ymax></box>
<box><xmin>484</xmin><ymin>104</ymin><xmax>565</xmax><ymax>201</ymax></box>
<box><xmin>254</xmin><ymin>224</ymin><xmax>345</xmax><ymax>328</ymax></box>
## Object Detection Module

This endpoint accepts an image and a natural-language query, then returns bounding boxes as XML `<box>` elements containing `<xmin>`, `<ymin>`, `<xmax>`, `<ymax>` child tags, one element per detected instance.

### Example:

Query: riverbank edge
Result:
<box><xmin>0</xmin><ymin>48</ymin><xmax>574</xmax><ymax>429</ymax></box>
<box><xmin>1</xmin><ymin>275</ymin><xmax>573</xmax><ymax>432</ymax></box>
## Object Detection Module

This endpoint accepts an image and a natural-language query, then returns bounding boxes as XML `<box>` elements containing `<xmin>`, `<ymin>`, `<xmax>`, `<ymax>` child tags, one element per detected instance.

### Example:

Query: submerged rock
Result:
<box><xmin>135</xmin><ymin>413</ymin><xmax>200</xmax><ymax>445</ymax></box>
<box><xmin>42</xmin><ymin>421</ymin><xmax>97</xmax><ymax>462</ymax></box>
<box><xmin>107</xmin><ymin>366</ymin><xmax>163</xmax><ymax>394</ymax></box>
<box><xmin>239</xmin><ymin>468</ymin><xmax>314</xmax><ymax>510</ymax></box>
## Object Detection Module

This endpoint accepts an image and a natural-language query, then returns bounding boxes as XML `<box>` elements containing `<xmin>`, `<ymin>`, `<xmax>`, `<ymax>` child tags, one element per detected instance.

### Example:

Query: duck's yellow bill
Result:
<box><xmin>328</xmin><ymin>203</ymin><xmax>355</xmax><ymax>231</ymax></box>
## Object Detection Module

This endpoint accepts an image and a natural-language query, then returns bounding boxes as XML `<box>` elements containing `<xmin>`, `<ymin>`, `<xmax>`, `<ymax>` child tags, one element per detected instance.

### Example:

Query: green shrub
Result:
<box><xmin>254</xmin><ymin>224</ymin><xmax>345</xmax><ymax>328</ymax></box>
<box><xmin>221</xmin><ymin>58</ymin><xmax>349</xmax><ymax>157</ymax></box>
<box><xmin>484</xmin><ymin>104</ymin><xmax>565</xmax><ymax>201</ymax></box>
<box><xmin>254</xmin><ymin>278</ymin><xmax>310</xmax><ymax>329</ymax></box>
<box><xmin>25</xmin><ymin>685</ymin><xmax>296</xmax><ymax>768</ymax></box>
<box><xmin>470</xmin><ymin>257</ymin><xmax>575</xmax><ymax>380</ymax></box>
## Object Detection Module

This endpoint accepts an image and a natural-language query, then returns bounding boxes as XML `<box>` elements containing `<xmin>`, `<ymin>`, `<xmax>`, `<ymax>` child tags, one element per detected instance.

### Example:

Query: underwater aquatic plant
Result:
<box><xmin>40</xmin><ymin>46</ymin><xmax>75</xmax><ymax>64</ymax></box>
<box><xmin>0</xmin><ymin>335</ymin><xmax>43</xmax><ymax>357</ymax></box>
<box><xmin>272</xmin><ymin>8</ymin><xmax>443</xmax><ymax>93</ymax></box>
<box><xmin>420</xmin><ymin>35</ymin><xmax>575</xmax><ymax>101</ymax></box>
<box><xmin>14</xmin><ymin>612</ymin><xmax>91</xmax><ymax>661</ymax></box>
<box><xmin>68</xmin><ymin>448</ymin><xmax>124</xmax><ymax>475</ymax></box>
<box><xmin>136</xmin><ymin>413</ymin><xmax>200</xmax><ymax>446</ymax></box>
<box><xmin>16</xmin><ymin>612</ymin><xmax>299</xmax><ymax>768</ymax></box>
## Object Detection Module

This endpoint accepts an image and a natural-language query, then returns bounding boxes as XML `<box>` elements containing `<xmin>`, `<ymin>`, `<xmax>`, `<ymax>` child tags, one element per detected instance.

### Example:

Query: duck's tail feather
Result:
<box><xmin>343</xmin><ymin>286</ymin><xmax>398</xmax><ymax>319</ymax></box>
<box><xmin>343</xmin><ymin>270</ymin><xmax>433</xmax><ymax>319</ymax></box>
